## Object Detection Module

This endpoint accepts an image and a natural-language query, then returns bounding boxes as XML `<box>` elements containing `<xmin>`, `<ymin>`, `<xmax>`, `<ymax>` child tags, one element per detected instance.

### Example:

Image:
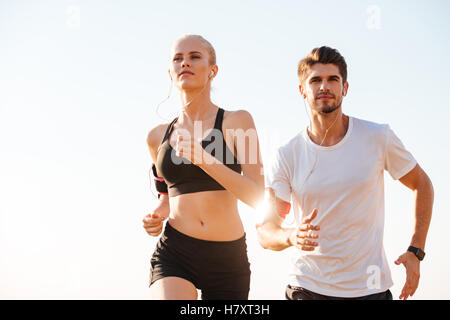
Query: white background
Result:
<box><xmin>1</xmin><ymin>0</ymin><xmax>449</xmax><ymax>299</ymax></box>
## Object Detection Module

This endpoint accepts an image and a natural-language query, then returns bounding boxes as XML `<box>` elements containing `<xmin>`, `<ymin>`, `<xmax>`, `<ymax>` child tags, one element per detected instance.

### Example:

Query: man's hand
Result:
<box><xmin>395</xmin><ymin>251</ymin><xmax>421</xmax><ymax>300</ymax></box>
<box><xmin>289</xmin><ymin>209</ymin><xmax>320</xmax><ymax>251</ymax></box>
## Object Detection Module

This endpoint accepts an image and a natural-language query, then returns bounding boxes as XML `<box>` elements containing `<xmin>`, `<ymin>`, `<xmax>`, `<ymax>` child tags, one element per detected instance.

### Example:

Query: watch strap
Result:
<box><xmin>408</xmin><ymin>246</ymin><xmax>425</xmax><ymax>261</ymax></box>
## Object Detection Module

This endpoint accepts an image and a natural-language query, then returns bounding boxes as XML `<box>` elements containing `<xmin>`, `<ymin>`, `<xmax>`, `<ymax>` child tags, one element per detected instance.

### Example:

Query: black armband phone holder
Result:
<box><xmin>152</xmin><ymin>164</ymin><xmax>168</xmax><ymax>197</ymax></box>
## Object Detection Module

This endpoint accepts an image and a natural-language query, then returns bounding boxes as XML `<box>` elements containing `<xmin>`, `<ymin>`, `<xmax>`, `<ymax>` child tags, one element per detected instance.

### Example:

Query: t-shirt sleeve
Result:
<box><xmin>384</xmin><ymin>125</ymin><xmax>417</xmax><ymax>180</ymax></box>
<box><xmin>265</xmin><ymin>147</ymin><xmax>292</xmax><ymax>203</ymax></box>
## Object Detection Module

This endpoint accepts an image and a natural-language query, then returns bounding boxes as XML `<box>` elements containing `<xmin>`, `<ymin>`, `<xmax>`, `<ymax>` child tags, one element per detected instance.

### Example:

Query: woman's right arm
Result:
<box><xmin>143</xmin><ymin>124</ymin><xmax>170</xmax><ymax>236</ymax></box>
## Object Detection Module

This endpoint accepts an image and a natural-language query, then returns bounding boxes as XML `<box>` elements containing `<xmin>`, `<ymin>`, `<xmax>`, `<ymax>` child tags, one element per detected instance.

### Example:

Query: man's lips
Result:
<box><xmin>317</xmin><ymin>95</ymin><xmax>334</xmax><ymax>99</ymax></box>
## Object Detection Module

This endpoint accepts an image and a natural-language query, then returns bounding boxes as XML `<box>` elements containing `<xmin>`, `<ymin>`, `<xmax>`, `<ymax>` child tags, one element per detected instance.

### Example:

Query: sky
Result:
<box><xmin>1</xmin><ymin>0</ymin><xmax>449</xmax><ymax>299</ymax></box>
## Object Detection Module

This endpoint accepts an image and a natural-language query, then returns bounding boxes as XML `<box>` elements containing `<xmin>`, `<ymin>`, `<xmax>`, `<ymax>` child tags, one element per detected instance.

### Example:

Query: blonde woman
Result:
<box><xmin>143</xmin><ymin>35</ymin><xmax>264</xmax><ymax>300</ymax></box>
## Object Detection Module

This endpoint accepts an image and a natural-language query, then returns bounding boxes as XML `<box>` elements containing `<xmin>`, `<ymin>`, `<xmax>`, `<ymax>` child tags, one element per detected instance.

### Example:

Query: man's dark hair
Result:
<box><xmin>297</xmin><ymin>46</ymin><xmax>347</xmax><ymax>84</ymax></box>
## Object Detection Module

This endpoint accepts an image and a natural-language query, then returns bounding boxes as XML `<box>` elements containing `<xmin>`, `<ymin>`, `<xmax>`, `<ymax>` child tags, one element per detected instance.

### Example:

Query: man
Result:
<box><xmin>256</xmin><ymin>46</ymin><xmax>434</xmax><ymax>300</ymax></box>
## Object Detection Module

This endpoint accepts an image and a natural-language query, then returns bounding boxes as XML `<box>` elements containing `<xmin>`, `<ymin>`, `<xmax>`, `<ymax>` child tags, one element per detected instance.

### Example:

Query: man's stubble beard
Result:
<box><xmin>320</xmin><ymin>103</ymin><xmax>341</xmax><ymax>114</ymax></box>
<box><xmin>311</xmin><ymin>96</ymin><xmax>343</xmax><ymax>115</ymax></box>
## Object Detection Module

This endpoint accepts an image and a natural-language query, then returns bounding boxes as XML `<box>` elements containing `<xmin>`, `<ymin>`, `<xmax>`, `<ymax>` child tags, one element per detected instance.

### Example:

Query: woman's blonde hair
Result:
<box><xmin>176</xmin><ymin>34</ymin><xmax>216</xmax><ymax>65</ymax></box>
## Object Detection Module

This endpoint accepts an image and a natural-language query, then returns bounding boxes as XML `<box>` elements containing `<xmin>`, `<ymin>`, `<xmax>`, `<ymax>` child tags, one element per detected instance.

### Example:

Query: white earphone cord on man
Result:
<box><xmin>281</xmin><ymin>94</ymin><xmax>342</xmax><ymax>226</ymax></box>
<box><xmin>300</xmin><ymin>93</ymin><xmax>340</xmax><ymax>191</ymax></box>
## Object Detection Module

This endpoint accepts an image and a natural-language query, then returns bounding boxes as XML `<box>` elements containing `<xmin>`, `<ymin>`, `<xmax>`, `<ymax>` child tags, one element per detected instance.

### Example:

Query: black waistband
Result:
<box><xmin>164</xmin><ymin>221</ymin><xmax>246</xmax><ymax>247</ymax></box>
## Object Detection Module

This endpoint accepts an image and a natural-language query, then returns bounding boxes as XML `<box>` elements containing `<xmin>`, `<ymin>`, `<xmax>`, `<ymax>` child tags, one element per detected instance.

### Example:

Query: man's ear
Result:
<box><xmin>343</xmin><ymin>81</ymin><xmax>349</xmax><ymax>96</ymax></box>
<box><xmin>168</xmin><ymin>69</ymin><xmax>172</xmax><ymax>81</ymax></box>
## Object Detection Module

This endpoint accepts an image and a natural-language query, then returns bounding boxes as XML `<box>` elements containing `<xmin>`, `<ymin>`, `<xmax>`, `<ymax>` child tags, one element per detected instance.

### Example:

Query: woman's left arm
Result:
<box><xmin>175</xmin><ymin>110</ymin><xmax>265</xmax><ymax>208</ymax></box>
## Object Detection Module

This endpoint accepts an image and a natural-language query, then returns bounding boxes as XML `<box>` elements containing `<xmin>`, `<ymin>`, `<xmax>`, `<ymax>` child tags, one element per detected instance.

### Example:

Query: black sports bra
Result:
<box><xmin>155</xmin><ymin>107</ymin><xmax>242</xmax><ymax>197</ymax></box>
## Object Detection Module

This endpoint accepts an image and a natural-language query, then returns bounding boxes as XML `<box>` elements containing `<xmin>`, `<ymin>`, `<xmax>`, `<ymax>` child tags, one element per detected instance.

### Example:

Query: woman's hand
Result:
<box><xmin>173</xmin><ymin>110</ymin><xmax>264</xmax><ymax>209</ymax></box>
<box><xmin>143</xmin><ymin>197</ymin><xmax>170</xmax><ymax>237</ymax></box>
<box><xmin>174</xmin><ymin>135</ymin><xmax>216</xmax><ymax>167</ymax></box>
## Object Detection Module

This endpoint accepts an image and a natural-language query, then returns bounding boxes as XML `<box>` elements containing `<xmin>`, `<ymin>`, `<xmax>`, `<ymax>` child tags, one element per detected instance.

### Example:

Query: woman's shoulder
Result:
<box><xmin>222</xmin><ymin>108</ymin><xmax>256</xmax><ymax>130</ymax></box>
<box><xmin>146</xmin><ymin>122</ymin><xmax>171</xmax><ymax>151</ymax></box>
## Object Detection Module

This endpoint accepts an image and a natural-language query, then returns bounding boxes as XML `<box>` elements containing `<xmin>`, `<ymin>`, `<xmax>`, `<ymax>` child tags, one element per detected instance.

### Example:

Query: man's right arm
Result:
<box><xmin>259</xmin><ymin>145</ymin><xmax>320</xmax><ymax>251</ymax></box>
<box><xmin>257</xmin><ymin>219</ymin><xmax>295</xmax><ymax>251</ymax></box>
<box><xmin>256</xmin><ymin>188</ymin><xmax>320</xmax><ymax>251</ymax></box>
<box><xmin>256</xmin><ymin>188</ymin><xmax>295</xmax><ymax>251</ymax></box>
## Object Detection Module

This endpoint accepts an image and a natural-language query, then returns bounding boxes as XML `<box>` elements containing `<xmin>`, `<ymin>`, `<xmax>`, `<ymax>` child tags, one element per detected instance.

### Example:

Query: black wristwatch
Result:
<box><xmin>408</xmin><ymin>246</ymin><xmax>425</xmax><ymax>261</ymax></box>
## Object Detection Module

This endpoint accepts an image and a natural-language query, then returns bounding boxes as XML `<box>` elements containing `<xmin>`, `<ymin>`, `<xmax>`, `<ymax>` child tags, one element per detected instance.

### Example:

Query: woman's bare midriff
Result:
<box><xmin>168</xmin><ymin>190</ymin><xmax>244</xmax><ymax>241</ymax></box>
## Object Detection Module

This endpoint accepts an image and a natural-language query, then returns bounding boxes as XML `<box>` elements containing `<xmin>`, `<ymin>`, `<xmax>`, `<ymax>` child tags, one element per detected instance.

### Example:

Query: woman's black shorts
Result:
<box><xmin>149</xmin><ymin>222</ymin><xmax>251</xmax><ymax>300</ymax></box>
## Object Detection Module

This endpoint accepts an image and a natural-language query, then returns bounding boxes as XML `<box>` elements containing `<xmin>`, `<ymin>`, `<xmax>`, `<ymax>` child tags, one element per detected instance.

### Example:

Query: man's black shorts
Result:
<box><xmin>285</xmin><ymin>284</ymin><xmax>393</xmax><ymax>300</ymax></box>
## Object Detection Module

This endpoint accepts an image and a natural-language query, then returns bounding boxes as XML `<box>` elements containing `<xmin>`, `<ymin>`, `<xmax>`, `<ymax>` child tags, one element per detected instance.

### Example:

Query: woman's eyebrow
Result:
<box><xmin>174</xmin><ymin>51</ymin><xmax>203</xmax><ymax>55</ymax></box>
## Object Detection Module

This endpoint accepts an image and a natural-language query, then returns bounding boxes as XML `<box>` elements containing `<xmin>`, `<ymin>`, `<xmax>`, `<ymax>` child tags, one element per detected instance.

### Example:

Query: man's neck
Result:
<box><xmin>308</xmin><ymin>110</ymin><xmax>349</xmax><ymax>147</ymax></box>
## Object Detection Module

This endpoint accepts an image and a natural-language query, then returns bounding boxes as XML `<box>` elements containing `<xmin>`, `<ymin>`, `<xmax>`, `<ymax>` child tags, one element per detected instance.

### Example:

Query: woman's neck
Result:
<box><xmin>179</xmin><ymin>87</ymin><xmax>216</xmax><ymax>122</ymax></box>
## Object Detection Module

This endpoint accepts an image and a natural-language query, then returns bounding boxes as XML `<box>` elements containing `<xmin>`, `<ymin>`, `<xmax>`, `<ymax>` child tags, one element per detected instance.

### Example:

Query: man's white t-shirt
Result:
<box><xmin>266</xmin><ymin>116</ymin><xmax>417</xmax><ymax>297</ymax></box>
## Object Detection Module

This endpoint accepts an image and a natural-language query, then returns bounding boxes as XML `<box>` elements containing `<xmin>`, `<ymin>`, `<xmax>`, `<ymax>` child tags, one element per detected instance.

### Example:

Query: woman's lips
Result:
<box><xmin>179</xmin><ymin>71</ymin><xmax>194</xmax><ymax>77</ymax></box>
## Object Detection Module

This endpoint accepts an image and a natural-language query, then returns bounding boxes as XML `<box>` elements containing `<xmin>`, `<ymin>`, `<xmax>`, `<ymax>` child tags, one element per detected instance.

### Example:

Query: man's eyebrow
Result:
<box><xmin>309</xmin><ymin>75</ymin><xmax>341</xmax><ymax>80</ymax></box>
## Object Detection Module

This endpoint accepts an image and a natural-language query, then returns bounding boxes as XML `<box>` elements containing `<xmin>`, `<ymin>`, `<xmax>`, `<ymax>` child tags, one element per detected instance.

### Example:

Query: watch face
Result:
<box><xmin>408</xmin><ymin>246</ymin><xmax>425</xmax><ymax>261</ymax></box>
<box><xmin>417</xmin><ymin>249</ymin><xmax>425</xmax><ymax>261</ymax></box>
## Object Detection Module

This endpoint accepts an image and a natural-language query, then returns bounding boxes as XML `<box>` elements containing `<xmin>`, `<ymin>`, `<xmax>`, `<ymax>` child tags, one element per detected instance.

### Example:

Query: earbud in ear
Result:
<box><xmin>209</xmin><ymin>71</ymin><xmax>214</xmax><ymax>78</ymax></box>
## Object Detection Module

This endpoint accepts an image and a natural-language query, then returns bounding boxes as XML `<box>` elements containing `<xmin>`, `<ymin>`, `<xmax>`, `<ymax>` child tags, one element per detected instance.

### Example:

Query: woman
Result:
<box><xmin>143</xmin><ymin>34</ymin><xmax>264</xmax><ymax>300</ymax></box>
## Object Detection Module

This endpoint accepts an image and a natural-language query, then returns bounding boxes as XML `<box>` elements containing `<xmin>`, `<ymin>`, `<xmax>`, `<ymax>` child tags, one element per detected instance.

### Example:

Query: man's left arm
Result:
<box><xmin>395</xmin><ymin>164</ymin><xmax>434</xmax><ymax>300</ymax></box>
